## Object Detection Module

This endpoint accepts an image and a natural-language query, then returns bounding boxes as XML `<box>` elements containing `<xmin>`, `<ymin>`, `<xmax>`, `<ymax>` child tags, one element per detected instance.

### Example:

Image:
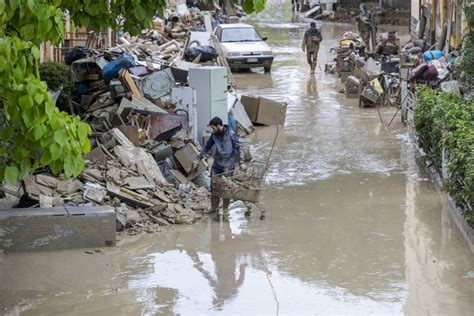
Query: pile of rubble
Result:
<box><xmin>0</xmin><ymin>7</ymin><xmax>289</xmax><ymax>235</ymax></box>
<box><xmin>326</xmin><ymin>29</ymin><xmax>463</xmax><ymax>110</ymax></box>
<box><xmin>2</xmin><ymin>125</ymin><xmax>213</xmax><ymax>234</ymax></box>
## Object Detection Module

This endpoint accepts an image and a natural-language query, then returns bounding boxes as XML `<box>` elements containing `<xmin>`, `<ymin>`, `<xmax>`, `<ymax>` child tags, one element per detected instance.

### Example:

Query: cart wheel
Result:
<box><xmin>260</xmin><ymin>214</ymin><xmax>265</xmax><ymax>220</ymax></box>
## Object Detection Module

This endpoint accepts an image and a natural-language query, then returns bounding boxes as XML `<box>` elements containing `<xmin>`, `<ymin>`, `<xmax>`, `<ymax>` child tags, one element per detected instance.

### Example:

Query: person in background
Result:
<box><xmin>198</xmin><ymin>117</ymin><xmax>241</xmax><ymax>222</ymax></box>
<box><xmin>302</xmin><ymin>22</ymin><xmax>323</xmax><ymax>74</ymax></box>
<box><xmin>355</xmin><ymin>11</ymin><xmax>372</xmax><ymax>47</ymax></box>
<box><xmin>375</xmin><ymin>31</ymin><xmax>400</xmax><ymax>58</ymax></box>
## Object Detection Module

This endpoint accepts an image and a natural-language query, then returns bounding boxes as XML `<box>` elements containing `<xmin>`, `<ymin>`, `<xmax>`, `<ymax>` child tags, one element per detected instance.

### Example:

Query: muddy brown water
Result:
<box><xmin>1</xmin><ymin>2</ymin><xmax>474</xmax><ymax>315</ymax></box>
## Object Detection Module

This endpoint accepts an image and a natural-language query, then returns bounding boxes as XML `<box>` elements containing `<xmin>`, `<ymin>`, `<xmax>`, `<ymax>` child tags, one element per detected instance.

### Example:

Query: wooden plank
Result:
<box><xmin>119</xmin><ymin>69</ymin><xmax>143</xmax><ymax>100</ymax></box>
<box><xmin>106</xmin><ymin>183</ymin><xmax>154</xmax><ymax>208</ymax></box>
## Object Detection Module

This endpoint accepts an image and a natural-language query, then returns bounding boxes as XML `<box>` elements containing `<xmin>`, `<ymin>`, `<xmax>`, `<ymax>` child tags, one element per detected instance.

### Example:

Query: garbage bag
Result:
<box><xmin>422</xmin><ymin>64</ymin><xmax>439</xmax><ymax>80</ymax></box>
<box><xmin>184</xmin><ymin>45</ymin><xmax>218</xmax><ymax>62</ymax></box>
<box><xmin>381</xmin><ymin>60</ymin><xmax>399</xmax><ymax>74</ymax></box>
<box><xmin>65</xmin><ymin>46</ymin><xmax>91</xmax><ymax>65</ymax></box>
<box><xmin>370</xmin><ymin>78</ymin><xmax>384</xmax><ymax>95</ymax></box>
<box><xmin>407</xmin><ymin>47</ymin><xmax>422</xmax><ymax>54</ymax></box>
<box><xmin>422</xmin><ymin>50</ymin><xmax>444</xmax><ymax>62</ymax></box>
<box><xmin>409</xmin><ymin>63</ymin><xmax>428</xmax><ymax>81</ymax></box>
<box><xmin>102</xmin><ymin>53</ymin><xmax>136</xmax><ymax>83</ymax></box>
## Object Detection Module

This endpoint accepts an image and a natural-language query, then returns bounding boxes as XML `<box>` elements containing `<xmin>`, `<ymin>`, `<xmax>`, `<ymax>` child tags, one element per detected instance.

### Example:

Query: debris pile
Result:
<box><xmin>6</xmin><ymin>126</ymin><xmax>212</xmax><ymax>234</ymax></box>
<box><xmin>325</xmin><ymin>21</ymin><xmax>464</xmax><ymax>126</ymax></box>
<box><xmin>0</xmin><ymin>8</ymin><xmax>289</xmax><ymax>236</ymax></box>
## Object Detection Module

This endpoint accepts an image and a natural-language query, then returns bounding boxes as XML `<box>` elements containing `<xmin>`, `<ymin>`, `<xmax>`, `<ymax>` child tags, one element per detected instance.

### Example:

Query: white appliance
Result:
<box><xmin>188</xmin><ymin>66</ymin><xmax>228</xmax><ymax>144</ymax></box>
<box><xmin>171</xmin><ymin>87</ymin><xmax>197</xmax><ymax>140</ymax></box>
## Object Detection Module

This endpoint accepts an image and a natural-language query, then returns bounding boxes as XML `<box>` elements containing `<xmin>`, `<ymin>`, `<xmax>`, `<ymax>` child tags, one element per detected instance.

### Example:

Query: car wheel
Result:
<box><xmin>264</xmin><ymin>66</ymin><xmax>271</xmax><ymax>73</ymax></box>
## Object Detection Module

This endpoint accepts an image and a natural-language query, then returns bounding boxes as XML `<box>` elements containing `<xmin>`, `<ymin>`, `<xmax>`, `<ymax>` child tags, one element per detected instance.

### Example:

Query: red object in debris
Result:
<box><xmin>148</xmin><ymin>113</ymin><xmax>187</xmax><ymax>140</ymax></box>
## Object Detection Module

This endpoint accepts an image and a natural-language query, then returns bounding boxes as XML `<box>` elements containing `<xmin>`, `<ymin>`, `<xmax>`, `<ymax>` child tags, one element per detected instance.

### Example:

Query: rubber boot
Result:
<box><xmin>310</xmin><ymin>62</ymin><xmax>316</xmax><ymax>74</ymax></box>
<box><xmin>222</xmin><ymin>198</ymin><xmax>230</xmax><ymax>222</ymax></box>
<box><xmin>211</xmin><ymin>196</ymin><xmax>220</xmax><ymax>221</ymax></box>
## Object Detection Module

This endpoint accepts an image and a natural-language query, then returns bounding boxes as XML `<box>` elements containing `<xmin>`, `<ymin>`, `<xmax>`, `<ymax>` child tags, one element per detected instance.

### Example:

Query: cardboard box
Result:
<box><xmin>174</xmin><ymin>143</ymin><xmax>199</xmax><ymax>174</ymax></box>
<box><xmin>240</xmin><ymin>95</ymin><xmax>259</xmax><ymax>122</ymax></box>
<box><xmin>240</xmin><ymin>95</ymin><xmax>287</xmax><ymax>126</ymax></box>
<box><xmin>257</xmin><ymin>97</ymin><xmax>287</xmax><ymax>126</ymax></box>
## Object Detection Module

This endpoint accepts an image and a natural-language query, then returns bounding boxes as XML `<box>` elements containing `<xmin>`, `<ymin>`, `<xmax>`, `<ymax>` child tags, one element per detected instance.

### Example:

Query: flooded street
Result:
<box><xmin>1</xmin><ymin>2</ymin><xmax>474</xmax><ymax>315</ymax></box>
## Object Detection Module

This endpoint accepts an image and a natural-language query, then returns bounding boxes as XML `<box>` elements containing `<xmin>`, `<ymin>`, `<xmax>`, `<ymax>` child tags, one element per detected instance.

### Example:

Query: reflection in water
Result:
<box><xmin>191</xmin><ymin>222</ymin><xmax>247</xmax><ymax>310</ymax></box>
<box><xmin>307</xmin><ymin>76</ymin><xmax>318</xmax><ymax>95</ymax></box>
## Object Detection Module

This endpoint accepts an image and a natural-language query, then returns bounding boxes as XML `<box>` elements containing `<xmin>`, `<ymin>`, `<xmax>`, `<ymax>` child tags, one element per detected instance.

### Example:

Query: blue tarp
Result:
<box><xmin>422</xmin><ymin>50</ymin><xmax>444</xmax><ymax>62</ymax></box>
<box><xmin>102</xmin><ymin>54</ymin><xmax>136</xmax><ymax>83</ymax></box>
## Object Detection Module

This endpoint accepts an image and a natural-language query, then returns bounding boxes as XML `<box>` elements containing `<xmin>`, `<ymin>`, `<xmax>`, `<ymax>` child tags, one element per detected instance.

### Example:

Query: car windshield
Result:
<box><xmin>221</xmin><ymin>28</ymin><xmax>263</xmax><ymax>43</ymax></box>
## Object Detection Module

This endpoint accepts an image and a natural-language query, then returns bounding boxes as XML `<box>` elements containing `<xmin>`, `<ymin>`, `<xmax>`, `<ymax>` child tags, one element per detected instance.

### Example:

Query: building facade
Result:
<box><xmin>410</xmin><ymin>0</ymin><xmax>467</xmax><ymax>51</ymax></box>
<box><xmin>338</xmin><ymin>0</ymin><xmax>410</xmax><ymax>10</ymax></box>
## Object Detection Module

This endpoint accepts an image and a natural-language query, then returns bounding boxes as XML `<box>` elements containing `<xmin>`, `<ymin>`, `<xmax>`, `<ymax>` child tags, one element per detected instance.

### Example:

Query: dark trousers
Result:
<box><xmin>306</xmin><ymin>49</ymin><xmax>319</xmax><ymax>70</ymax></box>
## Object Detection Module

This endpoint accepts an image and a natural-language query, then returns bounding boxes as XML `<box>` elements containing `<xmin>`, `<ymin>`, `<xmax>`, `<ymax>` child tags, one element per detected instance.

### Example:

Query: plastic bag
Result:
<box><xmin>102</xmin><ymin>53</ymin><xmax>136</xmax><ymax>83</ymax></box>
<box><xmin>65</xmin><ymin>46</ymin><xmax>91</xmax><ymax>65</ymax></box>
<box><xmin>184</xmin><ymin>45</ymin><xmax>218</xmax><ymax>62</ymax></box>
<box><xmin>370</xmin><ymin>78</ymin><xmax>384</xmax><ymax>95</ymax></box>
<box><xmin>422</xmin><ymin>50</ymin><xmax>444</xmax><ymax>62</ymax></box>
<box><xmin>422</xmin><ymin>64</ymin><xmax>439</xmax><ymax>80</ymax></box>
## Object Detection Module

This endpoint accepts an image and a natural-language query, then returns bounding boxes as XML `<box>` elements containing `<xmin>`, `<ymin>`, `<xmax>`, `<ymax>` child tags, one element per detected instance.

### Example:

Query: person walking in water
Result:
<box><xmin>302</xmin><ymin>22</ymin><xmax>322</xmax><ymax>74</ymax></box>
<box><xmin>198</xmin><ymin>117</ymin><xmax>241</xmax><ymax>222</ymax></box>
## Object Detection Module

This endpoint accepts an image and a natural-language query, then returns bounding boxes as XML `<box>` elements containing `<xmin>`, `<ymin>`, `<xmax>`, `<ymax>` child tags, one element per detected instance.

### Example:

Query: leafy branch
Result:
<box><xmin>414</xmin><ymin>85</ymin><xmax>474</xmax><ymax>224</ymax></box>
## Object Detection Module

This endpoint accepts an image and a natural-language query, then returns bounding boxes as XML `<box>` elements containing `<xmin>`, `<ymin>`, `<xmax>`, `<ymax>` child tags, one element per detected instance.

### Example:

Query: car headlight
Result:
<box><xmin>262</xmin><ymin>51</ymin><xmax>272</xmax><ymax>56</ymax></box>
<box><xmin>232</xmin><ymin>52</ymin><xmax>241</xmax><ymax>56</ymax></box>
<box><xmin>227</xmin><ymin>52</ymin><xmax>241</xmax><ymax>57</ymax></box>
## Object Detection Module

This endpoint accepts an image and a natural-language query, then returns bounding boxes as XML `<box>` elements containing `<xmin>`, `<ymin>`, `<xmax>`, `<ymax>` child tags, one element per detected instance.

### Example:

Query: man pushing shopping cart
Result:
<box><xmin>198</xmin><ymin>117</ymin><xmax>241</xmax><ymax>222</ymax></box>
<box><xmin>198</xmin><ymin>116</ymin><xmax>273</xmax><ymax>222</ymax></box>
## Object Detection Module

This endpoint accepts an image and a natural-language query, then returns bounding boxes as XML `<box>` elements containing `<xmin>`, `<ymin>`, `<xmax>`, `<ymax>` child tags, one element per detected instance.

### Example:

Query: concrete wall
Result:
<box><xmin>412</xmin><ymin>0</ymin><xmax>420</xmax><ymax>21</ymax></box>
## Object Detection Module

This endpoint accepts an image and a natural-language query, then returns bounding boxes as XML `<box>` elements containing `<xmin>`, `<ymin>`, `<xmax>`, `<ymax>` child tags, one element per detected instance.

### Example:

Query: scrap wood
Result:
<box><xmin>106</xmin><ymin>182</ymin><xmax>154</xmax><ymax>208</ymax></box>
<box><xmin>110</xmin><ymin>128</ymin><xmax>135</xmax><ymax>149</ymax></box>
<box><xmin>99</xmin><ymin>142</ymin><xmax>119</xmax><ymax>163</ymax></box>
<box><xmin>118</xmin><ymin>69</ymin><xmax>143</xmax><ymax>100</ymax></box>
<box><xmin>153</xmin><ymin>190</ymin><xmax>172</xmax><ymax>203</ymax></box>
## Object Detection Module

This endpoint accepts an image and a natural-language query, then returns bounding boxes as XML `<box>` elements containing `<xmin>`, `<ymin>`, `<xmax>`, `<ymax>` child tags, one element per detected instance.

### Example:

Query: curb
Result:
<box><xmin>414</xmin><ymin>140</ymin><xmax>474</xmax><ymax>253</ymax></box>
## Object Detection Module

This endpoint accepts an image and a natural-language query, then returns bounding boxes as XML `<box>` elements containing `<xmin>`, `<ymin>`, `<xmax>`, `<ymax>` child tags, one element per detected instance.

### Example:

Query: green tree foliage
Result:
<box><xmin>39</xmin><ymin>62</ymin><xmax>75</xmax><ymax>113</ymax></box>
<box><xmin>461</xmin><ymin>0</ymin><xmax>474</xmax><ymax>90</ymax></box>
<box><xmin>0</xmin><ymin>0</ymin><xmax>269</xmax><ymax>185</ymax></box>
<box><xmin>415</xmin><ymin>86</ymin><xmax>474</xmax><ymax>224</ymax></box>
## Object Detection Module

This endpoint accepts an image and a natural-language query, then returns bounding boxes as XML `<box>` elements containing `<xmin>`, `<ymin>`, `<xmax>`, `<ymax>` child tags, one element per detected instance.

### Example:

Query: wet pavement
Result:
<box><xmin>1</xmin><ymin>2</ymin><xmax>474</xmax><ymax>315</ymax></box>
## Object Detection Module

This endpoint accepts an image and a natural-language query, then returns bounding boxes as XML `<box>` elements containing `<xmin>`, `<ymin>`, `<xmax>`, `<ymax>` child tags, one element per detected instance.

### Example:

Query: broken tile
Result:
<box><xmin>124</xmin><ymin>176</ymin><xmax>155</xmax><ymax>190</ymax></box>
<box><xmin>83</xmin><ymin>183</ymin><xmax>107</xmax><ymax>203</ymax></box>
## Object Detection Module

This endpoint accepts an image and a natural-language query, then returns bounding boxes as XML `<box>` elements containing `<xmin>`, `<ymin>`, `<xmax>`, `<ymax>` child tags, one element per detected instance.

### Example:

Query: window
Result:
<box><xmin>221</xmin><ymin>28</ymin><xmax>263</xmax><ymax>43</ymax></box>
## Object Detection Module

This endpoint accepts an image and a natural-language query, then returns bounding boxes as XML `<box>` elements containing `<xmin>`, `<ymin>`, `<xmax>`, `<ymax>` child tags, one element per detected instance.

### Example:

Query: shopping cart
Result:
<box><xmin>211</xmin><ymin>123</ymin><xmax>279</xmax><ymax>220</ymax></box>
<box><xmin>211</xmin><ymin>160</ymin><xmax>270</xmax><ymax>220</ymax></box>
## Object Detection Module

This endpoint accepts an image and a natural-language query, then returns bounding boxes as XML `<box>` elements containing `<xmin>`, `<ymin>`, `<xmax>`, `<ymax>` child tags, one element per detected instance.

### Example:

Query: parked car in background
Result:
<box><xmin>213</xmin><ymin>24</ymin><xmax>273</xmax><ymax>72</ymax></box>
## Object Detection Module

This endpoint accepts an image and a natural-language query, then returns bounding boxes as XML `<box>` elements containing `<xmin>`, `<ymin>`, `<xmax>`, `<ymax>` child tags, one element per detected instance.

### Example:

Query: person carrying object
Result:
<box><xmin>302</xmin><ymin>22</ymin><xmax>323</xmax><ymax>74</ymax></box>
<box><xmin>198</xmin><ymin>117</ymin><xmax>241</xmax><ymax>222</ymax></box>
<box><xmin>375</xmin><ymin>31</ymin><xmax>400</xmax><ymax>58</ymax></box>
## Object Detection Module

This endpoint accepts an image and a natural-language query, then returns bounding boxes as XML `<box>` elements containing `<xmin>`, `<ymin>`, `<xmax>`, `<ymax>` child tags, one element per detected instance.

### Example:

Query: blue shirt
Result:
<box><xmin>200</xmin><ymin>125</ymin><xmax>240</xmax><ymax>170</ymax></box>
